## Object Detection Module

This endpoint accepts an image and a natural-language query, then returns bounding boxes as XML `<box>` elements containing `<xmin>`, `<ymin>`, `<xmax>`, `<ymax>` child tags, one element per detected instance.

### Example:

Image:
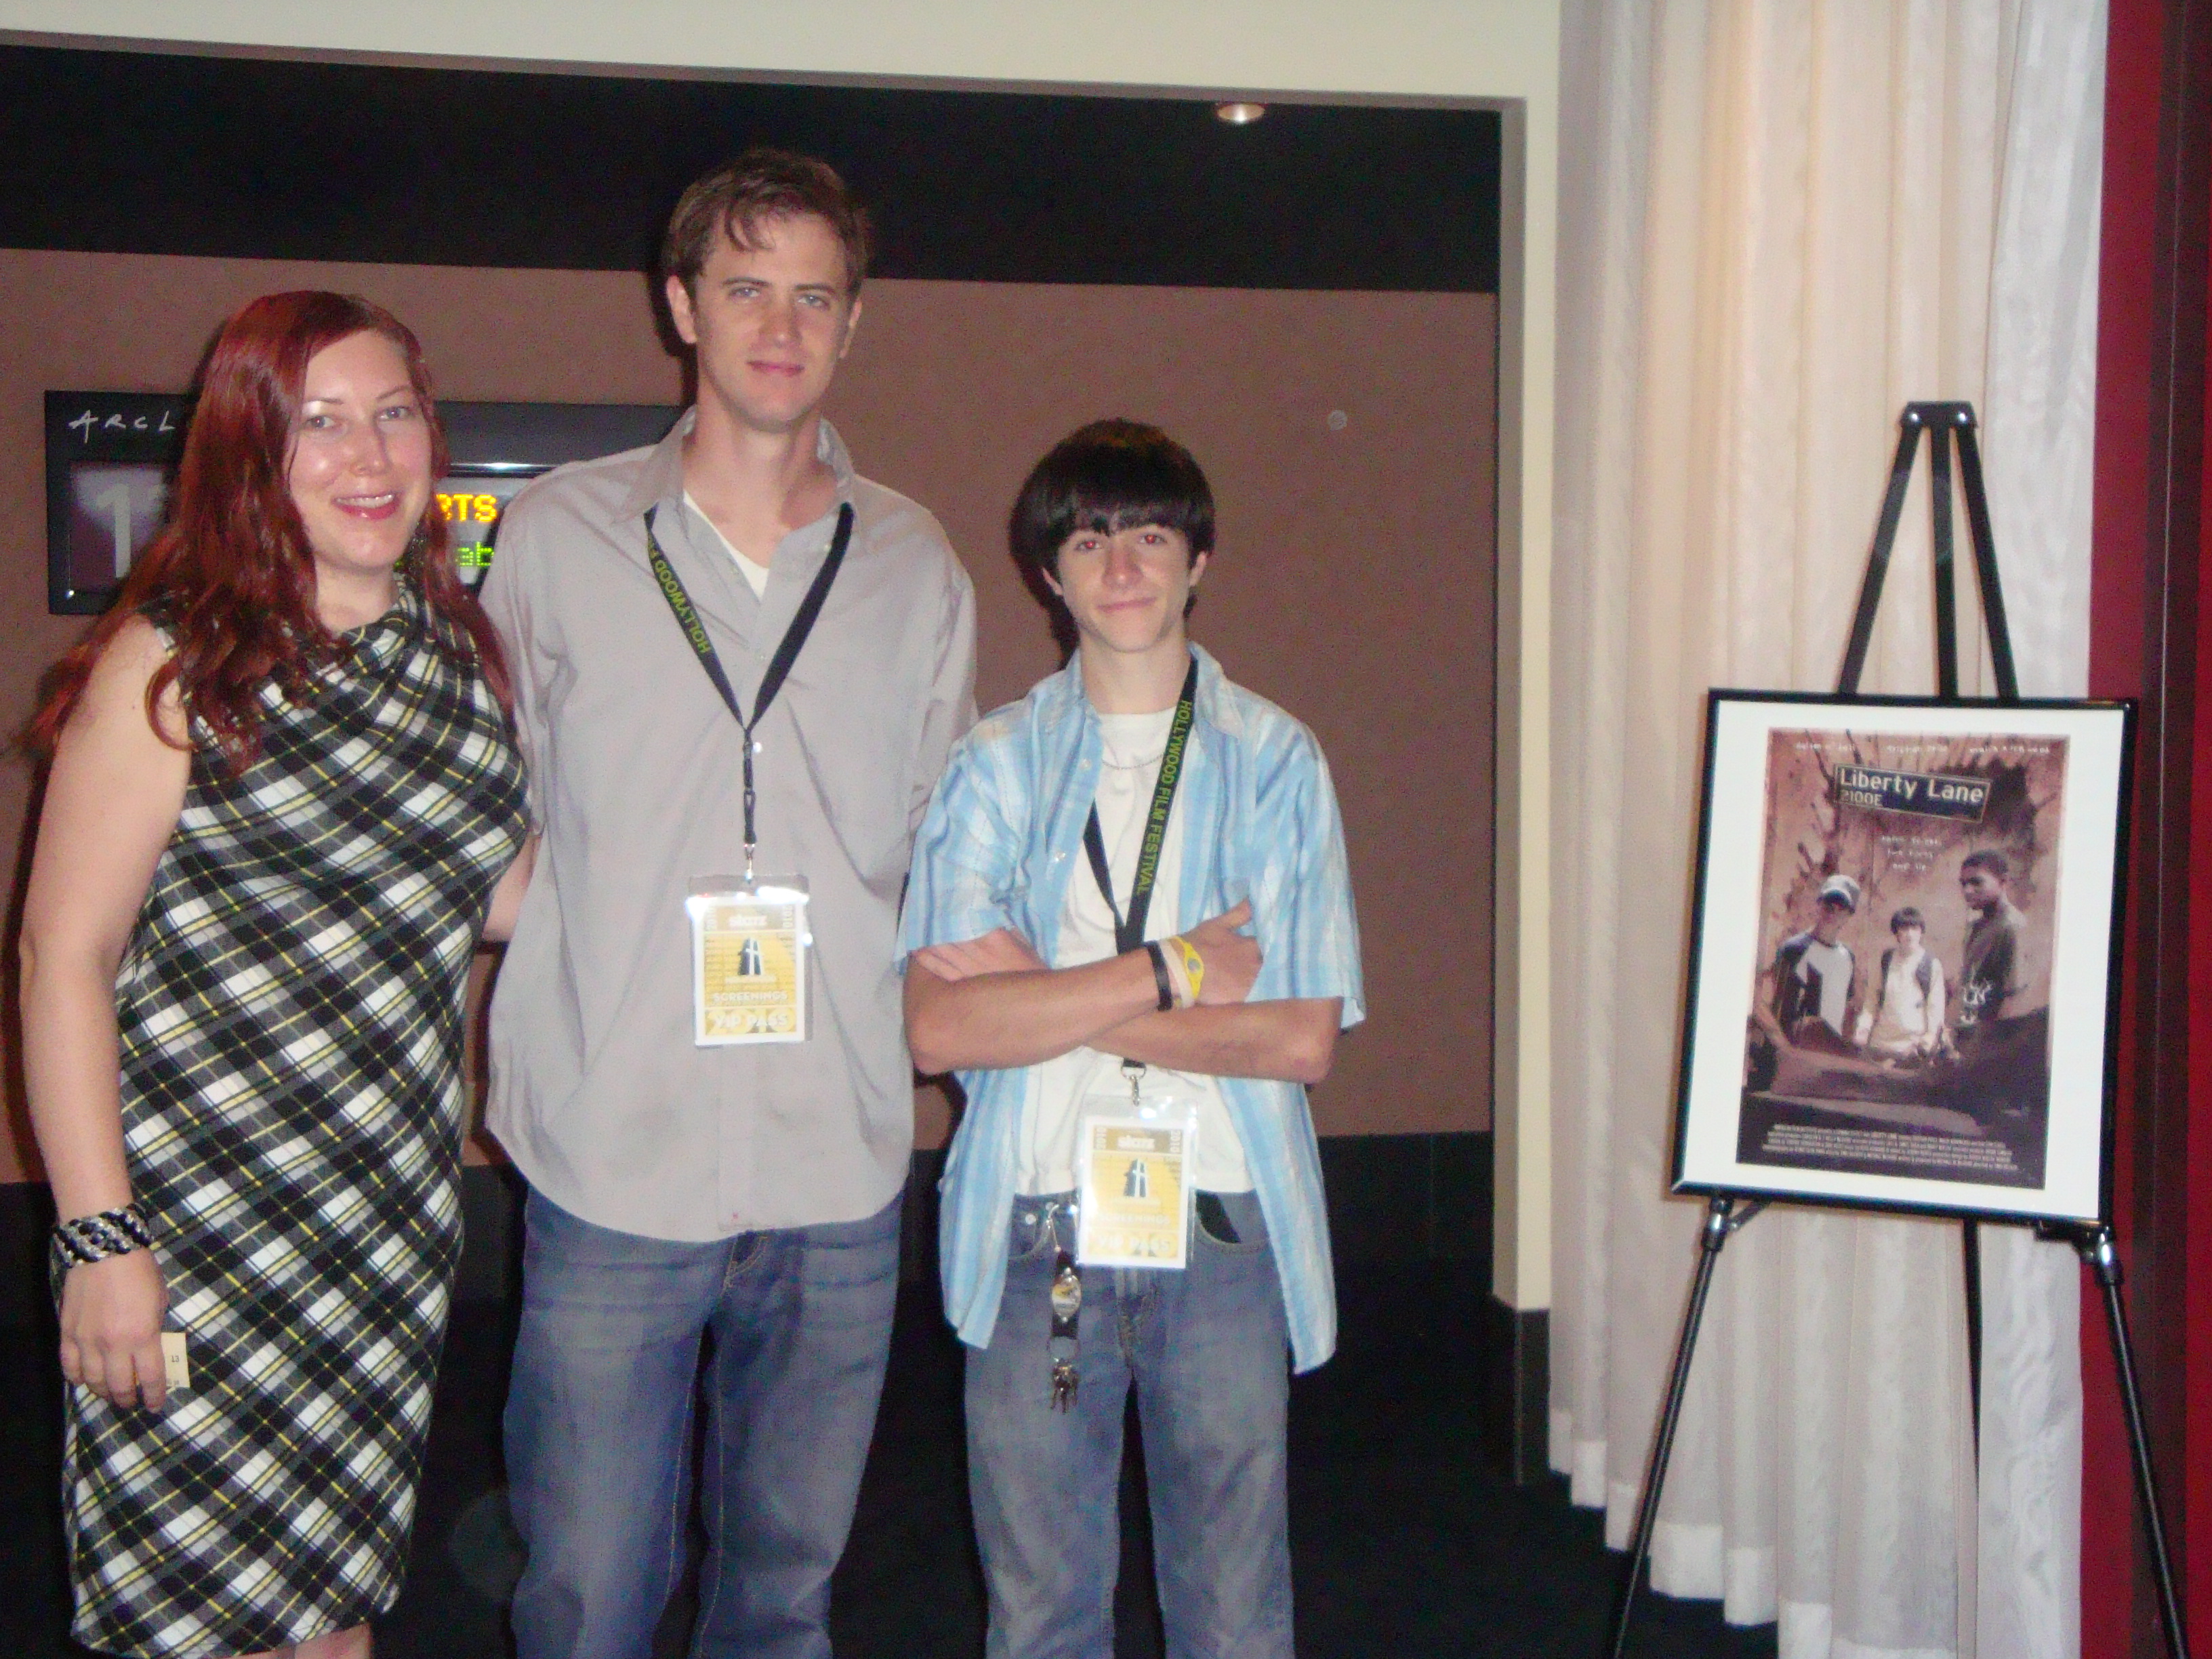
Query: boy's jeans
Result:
<box><xmin>965</xmin><ymin>1189</ymin><xmax>1293</xmax><ymax>1659</ymax></box>
<box><xmin>504</xmin><ymin>1185</ymin><xmax>901</xmax><ymax>1659</ymax></box>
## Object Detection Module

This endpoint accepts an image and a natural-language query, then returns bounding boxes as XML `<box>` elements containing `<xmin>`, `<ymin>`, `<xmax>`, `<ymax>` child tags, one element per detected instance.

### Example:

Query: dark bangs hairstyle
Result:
<box><xmin>663</xmin><ymin>147</ymin><xmax>873</xmax><ymax>298</ymax></box>
<box><xmin>1009</xmin><ymin>419</ymin><xmax>1217</xmax><ymax>586</ymax></box>
<box><xmin>26</xmin><ymin>290</ymin><xmax>510</xmax><ymax>766</ymax></box>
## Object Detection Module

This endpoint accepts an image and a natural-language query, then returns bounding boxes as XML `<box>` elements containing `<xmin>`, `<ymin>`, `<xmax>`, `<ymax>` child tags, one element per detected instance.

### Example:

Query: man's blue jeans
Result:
<box><xmin>965</xmin><ymin>1189</ymin><xmax>1294</xmax><ymax>1659</ymax></box>
<box><xmin>504</xmin><ymin>1186</ymin><xmax>901</xmax><ymax>1659</ymax></box>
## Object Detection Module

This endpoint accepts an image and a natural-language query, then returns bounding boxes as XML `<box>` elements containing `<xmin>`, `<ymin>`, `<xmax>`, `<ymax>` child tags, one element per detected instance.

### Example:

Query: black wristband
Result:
<box><xmin>1143</xmin><ymin>941</ymin><xmax>1174</xmax><ymax>1011</ymax></box>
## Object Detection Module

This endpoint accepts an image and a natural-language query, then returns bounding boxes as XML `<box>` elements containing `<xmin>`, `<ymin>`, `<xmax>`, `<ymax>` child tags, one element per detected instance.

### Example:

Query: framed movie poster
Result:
<box><xmin>1672</xmin><ymin>691</ymin><xmax>2135</xmax><ymax>1226</ymax></box>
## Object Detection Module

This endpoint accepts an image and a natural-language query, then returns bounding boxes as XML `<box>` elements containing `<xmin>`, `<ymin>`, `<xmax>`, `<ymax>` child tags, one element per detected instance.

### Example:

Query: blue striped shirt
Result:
<box><xmin>898</xmin><ymin>645</ymin><xmax>1364</xmax><ymax>1372</ymax></box>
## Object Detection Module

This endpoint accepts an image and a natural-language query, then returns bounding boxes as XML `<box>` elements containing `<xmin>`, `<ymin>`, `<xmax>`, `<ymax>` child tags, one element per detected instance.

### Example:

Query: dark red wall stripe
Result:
<box><xmin>2189</xmin><ymin>278</ymin><xmax>2212</xmax><ymax>1643</ymax></box>
<box><xmin>2087</xmin><ymin>0</ymin><xmax>2211</xmax><ymax>1651</ymax></box>
<box><xmin>2085</xmin><ymin>3</ymin><xmax>2158</xmax><ymax>1649</ymax></box>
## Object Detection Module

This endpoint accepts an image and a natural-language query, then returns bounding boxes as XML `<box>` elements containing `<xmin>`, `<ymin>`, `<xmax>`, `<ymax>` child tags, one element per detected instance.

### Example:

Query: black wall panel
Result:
<box><xmin>0</xmin><ymin>44</ymin><xmax>1499</xmax><ymax>292</ymax></box>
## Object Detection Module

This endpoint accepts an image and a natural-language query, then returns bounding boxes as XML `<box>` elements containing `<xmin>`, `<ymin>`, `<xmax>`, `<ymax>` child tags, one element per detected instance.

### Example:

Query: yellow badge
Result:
<box><xmin>1076</xmin><ymin>1095</ymin><xmax>1197</xmax><ymax>1271</ymax></box>
<box><xmin>687</xmin><ymin>878</ymin><xmax>810</xmax><ymax>1046</ymax></box>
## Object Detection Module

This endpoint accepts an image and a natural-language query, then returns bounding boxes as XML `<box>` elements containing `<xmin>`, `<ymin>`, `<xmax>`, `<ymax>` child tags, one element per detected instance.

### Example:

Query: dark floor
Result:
<box><xmin>1</xmin><ymin>1267</ymin><xmax>1776</xmax><ymax>1658</ymax></box>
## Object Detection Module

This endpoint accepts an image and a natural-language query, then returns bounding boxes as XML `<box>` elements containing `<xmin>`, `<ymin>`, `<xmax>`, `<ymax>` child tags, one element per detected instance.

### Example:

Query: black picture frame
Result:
<box><xmin>45</xmin><ymin>391</ymin><xmax>190</xmax><ymax>614</ymax></box>
<box><xmin>1671</xmin><ymin>689</ymin><xmax>2135</xmax><ymax>1227</ymax></box>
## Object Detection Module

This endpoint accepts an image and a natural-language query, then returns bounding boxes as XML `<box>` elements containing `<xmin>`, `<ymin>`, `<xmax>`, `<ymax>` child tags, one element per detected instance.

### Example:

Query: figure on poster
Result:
<box><xmin>1953</xmin><ymin>849</ymin><xmax>2029</xmax><ymax>1031</ymax></box>
<box><xmin>1855</xmin><ymin>906</ymin><xmax>1946</xmax><ymax>1057</ymax></box>
<box><xmin>1755</xmin><ymin>873</ymin><xmax>1862</xmax><ymax>1048</ymax></box>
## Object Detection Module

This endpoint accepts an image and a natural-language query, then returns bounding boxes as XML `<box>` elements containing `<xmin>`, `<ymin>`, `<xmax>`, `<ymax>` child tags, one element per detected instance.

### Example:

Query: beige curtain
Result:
<box><xmin>1548</xmin><ymin>3</ymin><xmax>2104</xmax><ymax>1656</ymax></box>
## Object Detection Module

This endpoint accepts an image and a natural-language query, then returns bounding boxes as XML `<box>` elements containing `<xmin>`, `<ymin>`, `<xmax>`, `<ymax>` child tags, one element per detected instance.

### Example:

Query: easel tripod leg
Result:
<box><xmin>1604</xmin><ymin>1195</ymin><xmax>1761</xmax><ymax>1659</ymax></box>
<box><xmin>1962</xmin><ymin>1218</ymin><xmax>1982</xmax><ymax>1452</ymax></box>
<box><xmin>2075</xmin><ymin>1227</ymin><xmax>2192</xmax><ymax>1659</ymax></box>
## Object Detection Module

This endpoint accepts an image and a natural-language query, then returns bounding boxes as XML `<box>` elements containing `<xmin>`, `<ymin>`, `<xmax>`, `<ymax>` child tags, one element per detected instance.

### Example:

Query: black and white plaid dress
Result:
<box><xmin>62</xmin><ymin>586</ymin><xmax>529</xmax><ymax>1658</ymax></box>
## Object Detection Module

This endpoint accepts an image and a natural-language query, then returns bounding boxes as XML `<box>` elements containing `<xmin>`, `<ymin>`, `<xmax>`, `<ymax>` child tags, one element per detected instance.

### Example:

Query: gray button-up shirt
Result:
<box><xmin>480</xmin><ymin>413</ymin><xmax>976</xmax><ymax>1238</ymax></box>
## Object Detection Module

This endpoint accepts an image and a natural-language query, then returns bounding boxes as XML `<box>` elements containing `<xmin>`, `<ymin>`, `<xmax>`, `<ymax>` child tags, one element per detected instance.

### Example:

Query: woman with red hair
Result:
<box><xmin>20</xmin><ymin>291</ymin><xmax>531</xmax><ymax>1659</ymax></box>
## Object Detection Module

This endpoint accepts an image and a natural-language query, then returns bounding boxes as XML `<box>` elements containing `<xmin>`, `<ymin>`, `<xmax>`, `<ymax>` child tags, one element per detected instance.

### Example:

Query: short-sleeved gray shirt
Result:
<box><xmin>479</xmin><ymin>413</ymin><xmax>976</xmax><ymax>1239</ymax></box>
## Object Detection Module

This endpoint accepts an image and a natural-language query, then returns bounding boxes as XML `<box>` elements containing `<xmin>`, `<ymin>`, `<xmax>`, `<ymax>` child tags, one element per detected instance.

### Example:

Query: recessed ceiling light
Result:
<box><xmin>1214</xmin><ymin>102</ymin><xmax>1267</xmax><ymax>125</ymax></box>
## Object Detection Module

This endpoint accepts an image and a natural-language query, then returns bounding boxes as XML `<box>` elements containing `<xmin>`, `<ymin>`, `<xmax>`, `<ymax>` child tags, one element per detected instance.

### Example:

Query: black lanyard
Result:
<box><xmin>644</xmin><ymin>501</ymin><xmax>853</xmax><ymax>878</ymax></box>
<box><xmin>1081</xmin><ymin>657</ymin><xmax>1199</xmax><ymax>955</ymax></box>
<box><xmin>1051</xmin><ymin>661</ymin><xmax>1197</xmax><ymax>1414</ymax></box>
<box><xmin>1050</xmin><ymin>661</ymin><xmax>1197</xmax><ymax>1411</ymax></box>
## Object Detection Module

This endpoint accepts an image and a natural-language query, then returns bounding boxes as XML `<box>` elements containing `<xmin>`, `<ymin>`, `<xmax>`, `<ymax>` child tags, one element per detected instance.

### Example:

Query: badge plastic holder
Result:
<box><xmin>687</xmin><ymin>874</ymin><xmax>811</xmax><ymax>1046</ymax></box>
<box><xmin>1074</xmin><ymin>1069</ymin><xmax>1199</xmax><ymax>1271</ymax></box>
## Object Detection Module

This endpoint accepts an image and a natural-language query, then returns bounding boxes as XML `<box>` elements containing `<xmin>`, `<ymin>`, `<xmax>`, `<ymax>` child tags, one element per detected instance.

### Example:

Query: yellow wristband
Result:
<box><xmin>1166</xmin><ymin>935</ymin><xmax>1205</xmax><ymax>1008</ymax></box>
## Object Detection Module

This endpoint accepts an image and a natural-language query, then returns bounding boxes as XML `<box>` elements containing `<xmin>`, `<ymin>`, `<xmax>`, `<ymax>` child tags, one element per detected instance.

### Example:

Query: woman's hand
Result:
<box><xmin>59</xmin><ymin>1250</ymin><xmax>170</xmax><ymax>1412</ymax></box>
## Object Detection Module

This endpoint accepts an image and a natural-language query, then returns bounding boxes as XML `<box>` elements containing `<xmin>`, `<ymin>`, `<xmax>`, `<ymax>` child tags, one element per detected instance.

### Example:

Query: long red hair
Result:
<box><xmin>26</xmin><ymin>291</ymin><xmax>511</xmax><ymax>763</ymax></box>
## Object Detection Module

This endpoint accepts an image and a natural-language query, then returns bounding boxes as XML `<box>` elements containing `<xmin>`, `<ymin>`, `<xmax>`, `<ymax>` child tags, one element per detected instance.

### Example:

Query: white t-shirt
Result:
<box><xmin>1018</xmin><ymin>708</ymin><xmax>1252</xmax><ymax>1196</ymax></box>
<box><xmin>684</xmin><ymin>492</ymin><xmax>773</xmax><ymax>597</ymax></box>
<box><xmin>1873</xmin><ymin>944</ymin><xmax>1944</xmax><ymax>1042</ymax></box>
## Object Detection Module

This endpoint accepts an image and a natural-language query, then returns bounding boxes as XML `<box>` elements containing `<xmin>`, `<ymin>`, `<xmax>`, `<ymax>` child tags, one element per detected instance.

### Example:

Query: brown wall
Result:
<box><xmin>0</xmin><ymin>249</ymin><xmax>1496</xmax><ymax>1182</ymax></box>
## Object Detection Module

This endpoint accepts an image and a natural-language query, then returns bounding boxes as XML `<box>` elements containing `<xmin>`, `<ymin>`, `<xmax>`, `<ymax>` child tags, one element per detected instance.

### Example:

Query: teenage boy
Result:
<box><xmin>1755</xmin><ymin>873</ymin><xmax>1861</xmax><ymax>1046</ymax></box>
<box><xmin>480</xmin><ymin>150</ymin><xmax>976</xmax><ymax>1658</ymax></box>
<box><xmin>1858</xmin><ymin>902</ymin><xmax>1946</xmax><ymax>1057</ymax></box>
<box><xmin>1954</xmin><ymin>848</ymin><xmax>2028</xmax><ymax>1030</ymax></box>
<box><xmin>1856</xmin><ymin>905</ymin><xmax>1946</xmax><ymax>1057</ymax></box>
<box><xmin>899</xmin><ymin>421</ymin><xmax>1364</xmax><ymax>1658</ymax></box>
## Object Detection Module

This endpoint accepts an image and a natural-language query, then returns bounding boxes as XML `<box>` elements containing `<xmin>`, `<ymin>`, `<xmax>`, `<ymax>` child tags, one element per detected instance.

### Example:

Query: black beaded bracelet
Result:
<box><xmin>51</xmin><ymin>1204</ymin><xmax>152</xmax><ymax>1273</ymax></box>
<box><xmin>1143</xmin><ymin>940</ymin><xmax>1176</xmax><ymax>1012</ymax></box>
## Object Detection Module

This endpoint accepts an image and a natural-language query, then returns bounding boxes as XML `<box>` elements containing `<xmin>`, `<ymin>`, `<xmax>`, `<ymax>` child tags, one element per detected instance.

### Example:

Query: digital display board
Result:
<box><xmin>47</xmin><ymin>394</ymin><xmax>678</xmax><ymax>615</ymax></box>
<box><xmin>436</xmin><ymin>466</ymin><xmax>546</xmax><ymax>589</ymax></box>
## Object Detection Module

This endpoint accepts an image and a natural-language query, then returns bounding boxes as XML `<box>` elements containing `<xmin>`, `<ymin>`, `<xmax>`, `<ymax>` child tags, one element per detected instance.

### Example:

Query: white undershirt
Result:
<box><xmin>684</xmin><ymin>492</ymin><xmax>773</xmax><ymax>597</ymax></box>
<box><xmin>1018</xmin><ymin>708</ymin><xmax>1252</xmax><ymax>1197</ymax></box>
<box><xmin>1875</xmin><ymin>944</ymin><xmax>1944</xmax><ymax>1040</ymax></box>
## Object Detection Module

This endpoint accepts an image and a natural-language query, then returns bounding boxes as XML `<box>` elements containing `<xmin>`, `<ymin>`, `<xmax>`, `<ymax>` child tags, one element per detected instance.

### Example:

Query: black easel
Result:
<box><xmin>1838</xmin><ymin>403</ymin><xmax>2007</xmax><ymax>1446</ymax></box>
<box><xmin>1604</xmin><ymin>404</ymin><xmax>2191</xmax><ymax>1659</ymax></box>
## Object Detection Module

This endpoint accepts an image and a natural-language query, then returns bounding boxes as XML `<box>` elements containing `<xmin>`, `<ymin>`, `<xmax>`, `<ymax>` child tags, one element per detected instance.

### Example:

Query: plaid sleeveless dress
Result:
<box><xmin>61</xmin><ymin>588</ymin><xmax>529</xmax><ymax>1658</ymax></box>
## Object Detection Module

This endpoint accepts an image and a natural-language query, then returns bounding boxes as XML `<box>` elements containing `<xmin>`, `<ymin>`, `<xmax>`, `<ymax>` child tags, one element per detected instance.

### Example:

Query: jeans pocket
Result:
<box><xmin>1008</xmin><ymin>1197</ymin><xmax>1071</xmax><ymax>1263</ymax></box>
<box><xmin>796</xmin><ymin>1192</ymin><xmax>904</xmax><ymax>1296</ymax></box>
<box><xmin>1193</xmin><ymin>1189</ymin><xmax>1269</xmax><ymax>1255</ymax></box>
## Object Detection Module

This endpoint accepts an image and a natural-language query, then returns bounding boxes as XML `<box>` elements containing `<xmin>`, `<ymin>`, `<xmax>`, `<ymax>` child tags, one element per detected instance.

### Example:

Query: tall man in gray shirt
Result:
<box><xmin>480</xmin><ymin>150</ymin><xmax>976</xmax><ymax>1659</ymax></box>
